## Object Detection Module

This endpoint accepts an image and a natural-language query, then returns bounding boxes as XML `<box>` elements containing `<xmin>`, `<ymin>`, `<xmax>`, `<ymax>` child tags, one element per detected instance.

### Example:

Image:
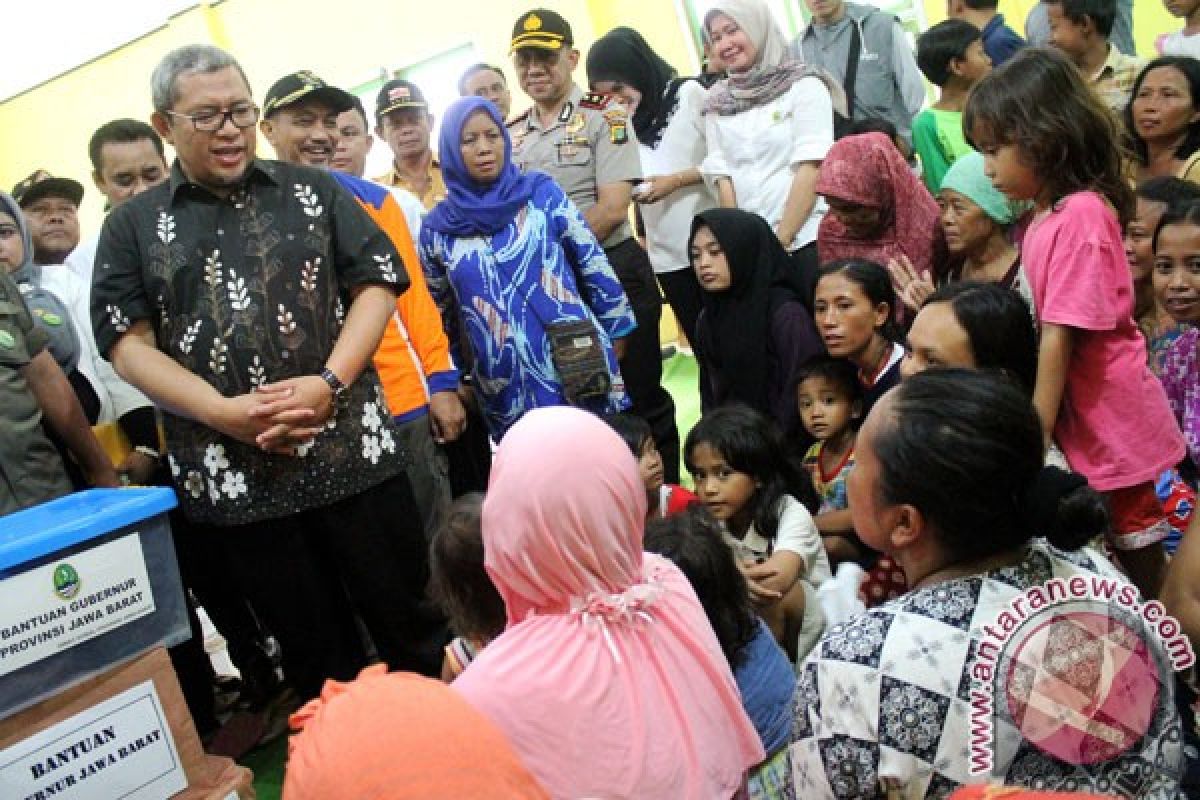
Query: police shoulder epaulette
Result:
<box><xmin>507</xmin><ymin>108</ymin><xmax>531</xmax><ymax>126</ymax></box>
<box><xmin>579</xmin><ymin>92</ymin><xmax>611</xmax><ymax>111</ymax></box>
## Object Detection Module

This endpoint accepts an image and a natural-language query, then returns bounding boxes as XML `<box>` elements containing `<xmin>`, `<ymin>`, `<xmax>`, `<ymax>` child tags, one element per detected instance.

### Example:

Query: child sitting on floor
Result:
<box><xmin>605</xmin><ymin>413</ymin><xmax>697</xmax><ymax>520</ymax></box>
<box><xmin>644</xmin><ymin>506</ymin><xmax>794</xmax><ymax>799</ymax></box>
<box><xmin>428</xmin><ymin>493</ymin><xmax>505</xmax><ymax>681</ymax></box>
<box><xmin>685</xmin><ymin>405</ymin><xmax>829</xmax><ymax>662</ymax></box>
<box><xmin>798</xmin><ymin>357</ymin><xmax>907</xmax><ymax>606</ymax></box>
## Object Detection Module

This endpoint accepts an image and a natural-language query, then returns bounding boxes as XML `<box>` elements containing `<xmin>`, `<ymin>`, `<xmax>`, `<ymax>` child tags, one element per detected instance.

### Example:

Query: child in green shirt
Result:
<box><xmin>914</xmin><ymin>19</ymin><xmax>993</xmax><ymax>192</ymax></box>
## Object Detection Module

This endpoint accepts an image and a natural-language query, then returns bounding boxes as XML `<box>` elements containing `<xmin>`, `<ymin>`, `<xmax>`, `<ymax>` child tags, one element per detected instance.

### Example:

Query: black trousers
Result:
<box><xmin>605</xmin><ymin>238</ymin><xmax>680</xmax><ymax>483</ymax></box>
<box><xmin>194</xmin><ymin>473</ymin><xmax>445</xmax><ymax>700</ymax></box>
<box><xmin>443</xmin><ymin>400</ymin><xmax>492</xmax><ymax>497</ymax></box>
<box><xmin>657</xmin><ymin>266</ymin><xmax>711</xmax><ymax>410</ymax></box>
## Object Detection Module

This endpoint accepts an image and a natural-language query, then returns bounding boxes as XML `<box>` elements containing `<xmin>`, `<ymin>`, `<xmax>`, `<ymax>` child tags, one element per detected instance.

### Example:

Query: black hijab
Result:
<box><xmin>692</xmin><ymin>209</ymin><xmax>811</xmax><ymax>415</ymax></box>
<box><xmin>586</xmin><ymin>27</ymin><xmax>693</xmax><ymax>148</ymax></box>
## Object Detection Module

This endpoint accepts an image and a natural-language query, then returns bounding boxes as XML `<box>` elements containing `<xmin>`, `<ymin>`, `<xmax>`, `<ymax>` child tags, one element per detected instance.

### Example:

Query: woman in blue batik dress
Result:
<box><xmin>419</xmin><ymin>96</ymin><xmax>635</xmax><ymax>439</ymax></box>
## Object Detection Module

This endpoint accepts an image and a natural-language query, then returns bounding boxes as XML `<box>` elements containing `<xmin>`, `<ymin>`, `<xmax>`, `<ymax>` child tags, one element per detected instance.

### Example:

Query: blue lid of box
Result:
<box><xmin>0</xmin><ymin>488</ymin><xmax>177</xmax><ymax>571</ymax></box>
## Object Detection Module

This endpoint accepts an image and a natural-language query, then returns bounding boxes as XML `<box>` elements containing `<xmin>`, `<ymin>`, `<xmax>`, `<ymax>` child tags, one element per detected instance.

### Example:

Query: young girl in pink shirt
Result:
<box><xmin>964</xmin><ymin>47</ymin><xmax>1186</xmax><ymax>599</ymax></box>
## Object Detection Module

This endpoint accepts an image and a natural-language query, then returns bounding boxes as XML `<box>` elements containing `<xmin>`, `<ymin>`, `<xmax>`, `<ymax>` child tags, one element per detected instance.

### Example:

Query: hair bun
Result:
<box><xmin>1020</xmin><ymin>466</ymin><xmax>1107</xmax><ymax>550</ymax></box>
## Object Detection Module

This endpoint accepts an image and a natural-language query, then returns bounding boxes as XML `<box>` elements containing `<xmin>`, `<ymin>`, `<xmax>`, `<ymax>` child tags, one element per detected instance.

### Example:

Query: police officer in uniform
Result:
<box><xmin>507</xmin><ymin>8</ymin><xmax>680</xmax><ymax>481</ymax></box>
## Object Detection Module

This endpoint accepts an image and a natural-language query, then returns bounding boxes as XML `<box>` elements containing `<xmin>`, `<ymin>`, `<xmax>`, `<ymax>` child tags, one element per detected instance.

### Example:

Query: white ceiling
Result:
<box><xmin>1</xmin><ymin>1</ymin><xmax>198</xmax><ymax>103</ymax></box>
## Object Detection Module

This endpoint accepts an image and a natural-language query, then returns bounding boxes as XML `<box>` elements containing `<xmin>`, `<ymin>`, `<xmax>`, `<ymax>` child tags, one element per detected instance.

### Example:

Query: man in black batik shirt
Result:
<box><xmin>92</xmin><ymin>45</ymin><xmax>444</xmax><ymax>695</ymax></box>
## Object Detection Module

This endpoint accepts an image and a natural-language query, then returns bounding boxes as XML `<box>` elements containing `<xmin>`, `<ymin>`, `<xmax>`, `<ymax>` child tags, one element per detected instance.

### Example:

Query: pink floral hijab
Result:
<box><xmin>817</xmin><ymin>132</ymin><xmax>944</xmax><ymax>278</ymax></box>
<box><xmin>453</xmin><ymin>406</ymin><xmax>764</xmax><ymax>799</ymax></box>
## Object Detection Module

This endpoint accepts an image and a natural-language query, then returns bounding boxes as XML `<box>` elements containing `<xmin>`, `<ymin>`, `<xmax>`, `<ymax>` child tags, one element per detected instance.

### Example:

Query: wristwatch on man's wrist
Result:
<box><xmin>320</xmin><ymin>367</ymin><xmax>349</xmax><ymax>406</ymax></box>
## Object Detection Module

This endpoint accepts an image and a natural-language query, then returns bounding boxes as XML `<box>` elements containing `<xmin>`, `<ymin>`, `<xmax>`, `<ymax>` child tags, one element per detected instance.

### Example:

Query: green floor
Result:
<box><xmin>242</xmin><ymin>353</ymin><xmax>702</xmax><ymax>797</ymax></box>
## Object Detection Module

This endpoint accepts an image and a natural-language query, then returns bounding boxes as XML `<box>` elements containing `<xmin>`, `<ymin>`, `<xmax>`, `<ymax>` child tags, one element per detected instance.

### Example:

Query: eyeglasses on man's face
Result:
<box><xmin>165</xmin><ymin>104</ymin><xmax>260</xmax><ymax>132</ymax></box>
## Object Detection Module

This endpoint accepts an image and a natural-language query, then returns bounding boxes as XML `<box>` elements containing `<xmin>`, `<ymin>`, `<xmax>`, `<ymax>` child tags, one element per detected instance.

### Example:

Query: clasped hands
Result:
<box><xmin>212</xmin><ymin>375</ymin><xmax>334</xmax><ymax>456</ymax></box>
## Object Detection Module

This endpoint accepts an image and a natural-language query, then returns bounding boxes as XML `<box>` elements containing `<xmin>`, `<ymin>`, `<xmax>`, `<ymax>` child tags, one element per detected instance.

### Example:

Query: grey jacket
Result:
<box><xmin>791</xmin><ymin>2</ymin><xmax>926</xmax><ymax>144</ymax></box>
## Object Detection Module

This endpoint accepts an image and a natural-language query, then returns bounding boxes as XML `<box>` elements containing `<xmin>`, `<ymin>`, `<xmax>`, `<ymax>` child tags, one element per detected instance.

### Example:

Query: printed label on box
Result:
<box><xmin>0</xmin><ymin>679</ymin><xmax>186</xmax><ymax>799</ymax></box>
<box><xmin>0</xmin><ymin>533</ymin><xmax>156</xmax><ymax>676</ymax></box>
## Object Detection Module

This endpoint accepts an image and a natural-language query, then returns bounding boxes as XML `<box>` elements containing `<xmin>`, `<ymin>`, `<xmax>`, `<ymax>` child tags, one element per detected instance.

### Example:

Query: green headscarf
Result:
<box><xmin>939</xmin><ymin>151</ymin><xmax>1027</xmax><ymax>226</ymax></box>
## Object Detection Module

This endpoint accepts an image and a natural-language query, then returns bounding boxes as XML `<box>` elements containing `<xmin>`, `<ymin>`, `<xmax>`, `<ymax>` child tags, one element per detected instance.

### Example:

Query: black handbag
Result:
<box><xmin>543</xmin><ymin>318</ymin><xmax>612</xmax><ymax>405</ymax></box>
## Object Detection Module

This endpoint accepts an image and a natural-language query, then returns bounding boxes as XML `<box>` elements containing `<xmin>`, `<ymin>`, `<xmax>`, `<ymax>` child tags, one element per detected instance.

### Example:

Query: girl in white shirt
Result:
<box><xmin>701</xmin><ymin>0</ymin><xmax>846</xmax><ymax>290</ymax></box>
<box><xmin>586</xmin><ymin>27</ymin><xmax>716</xmax><ymax>398</ymax></box>
<box><xmin>686</xmin><ymin>404</ymin><xmax>830</xmax><ymax>662</ymax></box>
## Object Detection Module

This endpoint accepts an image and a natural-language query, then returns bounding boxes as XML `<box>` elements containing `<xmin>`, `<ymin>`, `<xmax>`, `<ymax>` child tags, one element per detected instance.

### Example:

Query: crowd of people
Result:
<box><xmin>7</xmin><ymin>0</ymin><xmax>1200</xmax><ymax>796</ymax></box>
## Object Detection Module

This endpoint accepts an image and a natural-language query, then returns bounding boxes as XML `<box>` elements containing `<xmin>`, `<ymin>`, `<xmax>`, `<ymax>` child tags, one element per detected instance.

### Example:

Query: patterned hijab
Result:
<box><xmin>453</xmin><ymin>407</ymin><xmax>764</xmax><ymax>799</ymax></box>
<box><xmin>703</xmin><ymin>0</ymin><xmax>847</xmax><ymax>117</ymax></box>
<box><xmin>817</xmin><ymin>133</ymin><xmax>943</xmax><ymax>278</ymax></box>
<box><xmin>424</xmin><ymin>97</ymin><xmax>552</xmax><ymax>237</ymax></box>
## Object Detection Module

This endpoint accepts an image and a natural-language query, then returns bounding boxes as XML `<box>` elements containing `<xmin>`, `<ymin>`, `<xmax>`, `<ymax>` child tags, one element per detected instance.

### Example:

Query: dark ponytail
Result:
<box><xmin>1020</xmin><ymin>466</ymin><xmax>1110</xmax><ymax>552</ymax></box>
<box><xmin>872</xmin><ymin>369</ymin><xmax>1108</xmax><ymax>560</ymax></box>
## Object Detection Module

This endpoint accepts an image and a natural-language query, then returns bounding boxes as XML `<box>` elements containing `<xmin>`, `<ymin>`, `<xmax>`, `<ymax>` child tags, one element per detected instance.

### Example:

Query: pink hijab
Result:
<box><xmin>453</xmin><ymin>407</ymin><xmax>764</xmax><ymax>799</ymax></box>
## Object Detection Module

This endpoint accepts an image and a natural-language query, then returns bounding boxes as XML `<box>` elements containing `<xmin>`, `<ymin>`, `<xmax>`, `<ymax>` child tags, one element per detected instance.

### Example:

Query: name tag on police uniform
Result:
<box><xmin>556</xmin><ymin>135</ymin><xmax>591</xmax><ymax>165</ymax></box>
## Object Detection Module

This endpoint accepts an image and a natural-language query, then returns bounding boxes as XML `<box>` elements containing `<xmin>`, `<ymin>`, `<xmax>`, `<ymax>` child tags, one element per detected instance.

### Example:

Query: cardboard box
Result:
<box><xmin>0</xmin><ymin>647</ymin><xmax>253</xmax><ymax>799</ymax></box>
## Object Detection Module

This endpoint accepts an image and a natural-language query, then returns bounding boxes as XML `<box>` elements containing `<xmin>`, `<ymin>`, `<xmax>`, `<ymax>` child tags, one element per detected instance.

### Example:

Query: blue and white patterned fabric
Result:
<box><xmin>419</xmin><ymin>179</ymin><xmax>635</xmax><ymax>439</ymax></box>
<box><xmin>790</xmin><ymin>540</ymin><xmax>1185</xmax><ymax>799</ymax></box>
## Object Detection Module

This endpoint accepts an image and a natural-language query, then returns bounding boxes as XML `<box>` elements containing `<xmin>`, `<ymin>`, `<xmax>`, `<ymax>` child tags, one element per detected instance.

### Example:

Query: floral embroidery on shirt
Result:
<box><xmin>92</xmin><ymin>160</ymin><xmax>408</xmax><ymax>525</ymax></box>
<box><xmin>374</xmin><ymin>253</ymin><xmax>398</xmax><ymax>283</ymax></box>
<box><xmin>300</xmin><ymin>258</ymin><xmax>320</xmax><ymax>292</ymax></box>
<box><xmin>204</xmin><ymin>250</ymin><xmax>223</xmax><ymax>287</ymax></box>
<box><xmin>294</xmin><ymin>184</ymin><xmax>324</xmax><ymax>217</ymax></box>
<box><xmin>220</xmin><ymin>470</ymin><xmax>248</xmax><ymax>499</ymax></box>
<box><xmin>106</xmin><ymin>304</ymin><xmax>130</xmax><ymax>333</ymax></box>
<box><xmin>247</xmin><ymin>354</ymin><xmax>266</xmax><ymax>387</ymax></box>
<box><xmin>208</xmin><ymin>337</ymin><xmax>228</xmax><ymax>375</ymax></box>
<box><xmin>177</xmin><ymin>319</ymin><xmax>202</xmax><ymax>355</ymax></box>
<box><xmin>203</xmin><ymin>443</ymin><xmax>230</xmax><ymax>476</ymax></box>
<box><xmin>157</xmin><ymin>212</ymin><xmax>175</xmax><ymax>244</ymax></box>
<box><xmin>184</xmin><ymin>470</ymin><xmax>205</xmax><ymax>499</ymax></box>
<box><xmin>226</xmin><ymin>269</ymin><xmax>251</xmax><ymax>312</ymax></box>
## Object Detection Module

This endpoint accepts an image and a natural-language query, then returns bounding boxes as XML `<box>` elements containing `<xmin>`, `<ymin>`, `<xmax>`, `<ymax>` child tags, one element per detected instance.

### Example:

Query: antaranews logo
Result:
<box><xmin>52</xmin><ymin>563</ymin><xmax>81</xmax><ymax>601</ymax></box>
<box><xmin>967</xmin><ymin>574</ymin><xmax>1194</xmax><ymax>775</ymax></box>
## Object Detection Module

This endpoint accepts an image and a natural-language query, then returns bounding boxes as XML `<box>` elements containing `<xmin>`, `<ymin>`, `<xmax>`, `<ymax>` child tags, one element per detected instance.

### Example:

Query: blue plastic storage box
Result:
<box><xmin>0</xmin><ymin>488</ymin><xmax>187</xmax><ymax>719</ymax></box>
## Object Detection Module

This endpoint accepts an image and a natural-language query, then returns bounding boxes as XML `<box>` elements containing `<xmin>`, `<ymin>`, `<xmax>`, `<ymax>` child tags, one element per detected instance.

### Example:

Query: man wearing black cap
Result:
<box><xmin>261</xmin><ymin>69</ymin><xmax>463</xmax><ymax>542</ymax></box>
<box><xmin>372</xmin><ymin>79</ymin><xmax>445</xmax><ymax>210</ymax></box>
<box><xmin>507</xmin><ymin>8</ymin><xmax>680</xmax><ymax>482</ymax></box>
<box><xmin>12</xmin><ymin>171</ymin><xmax>84</xmax><ymax>267</ymax></box>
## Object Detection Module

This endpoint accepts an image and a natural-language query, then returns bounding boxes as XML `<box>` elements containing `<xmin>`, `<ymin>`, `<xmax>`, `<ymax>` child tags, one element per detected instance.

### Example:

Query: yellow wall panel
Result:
<box><xmin>0</xmin><ymin>0</ymin><xmax>1185</xmax><ymax>234</ymax></box>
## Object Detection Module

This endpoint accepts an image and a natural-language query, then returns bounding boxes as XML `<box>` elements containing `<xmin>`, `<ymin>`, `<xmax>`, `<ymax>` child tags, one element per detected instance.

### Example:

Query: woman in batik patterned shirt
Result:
<box><xmin>419</xmin><ymin>97</ymin><xmax>635</xmax><ymax>439</ymax></box>
<box><xmin>790</xmin><ymin>369</ymin><xmax>1184</xmax><ymax>799</ymax></box>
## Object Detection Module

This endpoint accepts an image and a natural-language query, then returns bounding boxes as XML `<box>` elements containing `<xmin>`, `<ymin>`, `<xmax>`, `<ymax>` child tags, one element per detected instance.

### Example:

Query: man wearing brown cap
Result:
<box><xmin>372</xmin><ymin>79</ymin><xmax>446</xmax><ymax>210</ymax></box>
<box><xmin>9</xmin><ymin>171</ymin><xmax>159</xmax><ymax>487</ymax></box>
<box><xmin>507</xmin><ymin>8</ymin><xmax>680</xmax><ymax>482</ymax></box>
<box><xmin>12</xmin><ymin>170</ymin><xmax>84</xmax><ymax>267</ymax></box>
